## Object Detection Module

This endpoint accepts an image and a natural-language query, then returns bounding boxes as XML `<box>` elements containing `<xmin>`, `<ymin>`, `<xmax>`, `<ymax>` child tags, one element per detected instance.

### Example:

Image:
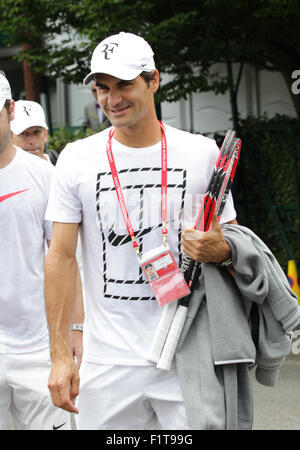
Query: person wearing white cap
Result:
<box><xmin>10</xmin><ymin>100</ymin><xmax>51</xmax><ymax>161</ymax></box>
<box><xmin>44</xmin><ymin>32</ymin><xmax>238</xmax><ymax>430</ymax></box>
<box><xmin>0</xmin><ymin>73</ymin><xmax>73</xmax><ymax>430</ymax></box>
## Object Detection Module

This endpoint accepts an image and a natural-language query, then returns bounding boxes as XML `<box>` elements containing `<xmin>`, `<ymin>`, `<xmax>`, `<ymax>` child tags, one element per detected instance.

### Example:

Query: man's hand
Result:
<box><xmin>181</xmin><ymin>212</ymin><xmax>231</xmax><ymax>263</ymax></box>
<box><xmin>48</xmin><ymin>352</ymin><xmax>80</xmax><ymax>414</ymax></box>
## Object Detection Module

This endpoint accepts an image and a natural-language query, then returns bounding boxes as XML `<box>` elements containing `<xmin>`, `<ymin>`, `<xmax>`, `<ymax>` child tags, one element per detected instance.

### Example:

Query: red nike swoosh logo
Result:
<box><xmin>0</xmin><ymin>189</ymin><xmax>30</xmax><ymax>203</ymax></box>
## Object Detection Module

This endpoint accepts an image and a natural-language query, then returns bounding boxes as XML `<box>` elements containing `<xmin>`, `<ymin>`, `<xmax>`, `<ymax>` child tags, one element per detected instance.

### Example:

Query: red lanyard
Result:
<box><xmin>106</xmin><ymin>121</ymin><xmax>168</xmax><ymax>258</ymax></box>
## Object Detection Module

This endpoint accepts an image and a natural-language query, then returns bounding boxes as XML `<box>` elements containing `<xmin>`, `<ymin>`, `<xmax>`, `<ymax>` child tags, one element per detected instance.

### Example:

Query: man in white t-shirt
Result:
<box><xmin>0</xmin><ymin>74</ymin><xmax>72</xmax><ymax>430</ymax></box>
<box><xmin>44</xmin><ymin>32</ymin><xmax>237</xmax><ymax>430</ymax></box>
<box><xmin>10</xmin><ymin>99</ymin><xmax>85</xmax><ymax>369</ymax></box>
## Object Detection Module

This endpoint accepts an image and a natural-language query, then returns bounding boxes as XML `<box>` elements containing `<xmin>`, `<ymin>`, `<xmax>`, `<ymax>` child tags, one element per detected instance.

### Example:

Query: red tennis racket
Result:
<box><xmin>147</xmin><ymin>131</ymin><xmax>241</xmax><ymax>370</ymax></box>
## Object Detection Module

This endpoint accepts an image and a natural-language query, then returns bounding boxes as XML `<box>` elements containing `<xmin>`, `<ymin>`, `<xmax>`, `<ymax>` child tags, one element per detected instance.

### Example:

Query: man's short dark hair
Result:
<box><xmin>140</xmin><ymin>71</ymin><xmax>156</xmax><ymax>87</ymax></box>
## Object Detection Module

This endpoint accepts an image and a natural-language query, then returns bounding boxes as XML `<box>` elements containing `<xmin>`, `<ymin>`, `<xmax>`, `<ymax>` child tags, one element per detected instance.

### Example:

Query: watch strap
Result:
<box><xmin>71</xmin><ymin>323</ymin><xmax>83</xmax><ymax>332</ymax></box>
<box><xmin>217</xmin><ymin>257</ymin><xmax>233</xmax><ymax>269</ymax></box>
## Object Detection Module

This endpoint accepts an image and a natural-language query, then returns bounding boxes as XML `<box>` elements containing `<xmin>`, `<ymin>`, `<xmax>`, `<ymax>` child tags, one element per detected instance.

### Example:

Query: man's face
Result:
<box><xmin>13</xmin><ymin>126</ymin><xmax>48</xmax><ymax>159</ymax></box>
<box><xmin>94</xmin><ymin>71</ymin><xmax>159</xmax><ymax>129</ymax></box>
<box><xmin>0</xmin><ymin>101</ymin><xmax>14</xmax><ymax>155</ymax></box>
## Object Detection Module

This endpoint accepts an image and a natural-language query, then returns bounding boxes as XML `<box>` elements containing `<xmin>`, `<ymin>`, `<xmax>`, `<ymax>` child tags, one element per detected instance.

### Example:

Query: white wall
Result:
<box><xmin>49</xmin><ymin>80</ymin><xmax>94</xmax><ymax>129</ymax></box>
<box><xmin>257</xmin><ymin>70</ymin><xmax>296</xmax><ymax>118</ymax></box>
<box><xmin>160</xmin><ymin>63</ymin><xmax>296</xmax><ymax>135</ymax></box>
<box><xmin>68</xmin><ymin>82</ymin><xmax>95</xmax><ymax>127</ymax></box>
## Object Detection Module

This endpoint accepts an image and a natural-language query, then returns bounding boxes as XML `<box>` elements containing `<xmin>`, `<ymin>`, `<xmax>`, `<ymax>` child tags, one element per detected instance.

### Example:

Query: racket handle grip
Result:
<box><xmin>146</xmin><ymin>301</ymin><xmax>178</xmax><ymax>363</ymax></box>
<box><xmin>156</xmin><ymin>305</ymin><xmax>188</xmax><ymax>371</ymax></box>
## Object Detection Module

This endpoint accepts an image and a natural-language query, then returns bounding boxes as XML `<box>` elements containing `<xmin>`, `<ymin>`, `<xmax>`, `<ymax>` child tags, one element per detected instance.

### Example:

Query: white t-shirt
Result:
<box><xmin>46</xmin><ymin>124</ymin><xmax>236</xmax><ymax>365</ymax></box>
<box><xmin>0</xmin><ymin>147</ymin><xmax>54</xmax><ymax>354</ymax></box>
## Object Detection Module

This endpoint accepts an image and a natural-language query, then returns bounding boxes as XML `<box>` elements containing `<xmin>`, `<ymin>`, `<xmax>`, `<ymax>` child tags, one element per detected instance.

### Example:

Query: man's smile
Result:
<box><xmin>107</xmin><ymin>105</ymin><xmax>131</xmax><ymax>116</ymax></box>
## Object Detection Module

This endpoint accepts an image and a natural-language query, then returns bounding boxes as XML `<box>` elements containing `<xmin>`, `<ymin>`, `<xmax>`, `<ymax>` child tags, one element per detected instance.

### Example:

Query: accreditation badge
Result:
<box><xmin>140</xmin><ymin>244</ymin><xmax>190</xmax><ymax>306</ymax></box>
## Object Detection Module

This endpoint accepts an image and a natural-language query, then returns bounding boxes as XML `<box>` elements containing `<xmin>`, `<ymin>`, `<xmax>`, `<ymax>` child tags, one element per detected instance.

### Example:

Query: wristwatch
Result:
<box><xmin>71</xmin><ymin>323</ymin><xmax>84</xmax><ymax>332</ymax></box>
<box><xmin>217</xmin><ymin>257</ymin><xmax>233</xmax><ymax>269</ymax></box>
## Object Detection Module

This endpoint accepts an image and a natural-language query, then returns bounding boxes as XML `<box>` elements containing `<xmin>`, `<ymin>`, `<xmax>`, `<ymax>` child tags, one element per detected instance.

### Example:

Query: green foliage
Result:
<box><xmin>0</xmin><ymin>0</ymin><xmax>299</xmax><ymax>107</ymax></box>
<box><xmin>238</xmin><ymin>114</ymin><xmax>300</xmax><ymax>270</ymax></box>
<box><xmin>2</xmin><ymin>0</ymin><xmax>299</xmax><ymax>269</ymax></box>
<box><xmin>47</xmin><ymin>126</ymin><xmax>95</xmax><ymax>153</ymax></box>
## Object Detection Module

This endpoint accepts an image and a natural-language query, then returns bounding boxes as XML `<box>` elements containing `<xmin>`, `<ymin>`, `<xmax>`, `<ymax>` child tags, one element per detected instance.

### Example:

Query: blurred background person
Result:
<box><xmin>83</xmin><ymin>82</ymin><xmax>110</xmax><ymax>131</ymax></box>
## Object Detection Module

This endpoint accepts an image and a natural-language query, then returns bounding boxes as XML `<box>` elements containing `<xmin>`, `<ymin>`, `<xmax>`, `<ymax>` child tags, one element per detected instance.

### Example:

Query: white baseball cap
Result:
<box><xmin>83</xmin><ymin>32</ymin><xmax>155</xmax><ymax>85</ymax></box>
<box><xmin>10</xmin><ymin>100</ymin><xmax>48</xmax><ymax>135</ymax></box>
<box><xmin>0</xmin><ymin>73</ymin><xmax>12</xmax><ymax>112</ymax></box>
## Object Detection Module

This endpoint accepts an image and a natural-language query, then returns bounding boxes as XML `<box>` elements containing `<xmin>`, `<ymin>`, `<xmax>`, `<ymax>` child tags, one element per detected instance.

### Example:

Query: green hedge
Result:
<box><xmin>237</xmin><ymin>114</ymin><xmax>300</xmax><ymax>271</ymax></box>
<box><xmin>47</xmin><ymin>126</ymin><xmax>96</xmax><ymax>153</ymax></box>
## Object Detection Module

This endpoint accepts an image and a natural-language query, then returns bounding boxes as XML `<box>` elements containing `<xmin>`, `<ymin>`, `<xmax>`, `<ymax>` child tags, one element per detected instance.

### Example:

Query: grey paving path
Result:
<box><xmin>252</xmin><ymin>358</ymin><xmax>300</xmax><ymax>430</ymax></box>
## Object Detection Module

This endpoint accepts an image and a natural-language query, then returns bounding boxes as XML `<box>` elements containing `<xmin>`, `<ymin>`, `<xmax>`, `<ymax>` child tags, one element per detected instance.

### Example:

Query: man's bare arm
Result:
<box><xmin>71</xmin><ymin>266</ymin><xmax>85</xmax><ymax>369</ymax></box>
<box><xmin>45</xmin><ymin>222</ymin><xmax>80</xmax><ymax>414</ymax></box>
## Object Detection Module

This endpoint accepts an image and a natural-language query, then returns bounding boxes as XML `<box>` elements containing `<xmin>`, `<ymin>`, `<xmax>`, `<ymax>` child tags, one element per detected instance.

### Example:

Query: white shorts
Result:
<box><xmin>76</xmin><ymin>363</ymin><xmax>189</xmax><ymax>430</ymax></box>
<box><xmin>0</xmin><ymin>348</ymin><xmax>71</xmax><ymax>430</ymax></box>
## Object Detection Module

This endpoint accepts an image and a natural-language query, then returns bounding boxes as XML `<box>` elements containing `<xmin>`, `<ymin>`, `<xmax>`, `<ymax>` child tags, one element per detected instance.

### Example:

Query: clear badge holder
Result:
<box><xmin>140</xmin><ymin>244</ymin><xmax>190</xmax><ymax>306</ymax></box>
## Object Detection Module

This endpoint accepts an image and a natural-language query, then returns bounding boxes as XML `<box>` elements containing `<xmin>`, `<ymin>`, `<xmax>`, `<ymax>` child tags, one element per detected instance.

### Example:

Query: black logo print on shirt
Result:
<box><xmin>96</xmin><ymin>167</ymin><xmax>187</xmax><ymax>301</ymax></box>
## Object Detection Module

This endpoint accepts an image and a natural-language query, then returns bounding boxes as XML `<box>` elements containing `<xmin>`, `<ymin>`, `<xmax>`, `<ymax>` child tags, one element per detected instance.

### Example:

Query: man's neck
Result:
<box><xmin>113</xmin><ymin>119</ymin><xmax>162</xmax><ymax>148</ymax></box>
<box><xmin>0</xmin><ymin>141</ymin><xmax>16</xmax><ymax>169</ymax></box>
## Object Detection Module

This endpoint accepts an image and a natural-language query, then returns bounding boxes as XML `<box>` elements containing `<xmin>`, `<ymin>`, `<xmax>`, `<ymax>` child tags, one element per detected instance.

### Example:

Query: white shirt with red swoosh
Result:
<box><xmin>0</xmin><ymin>146</ymin><xmax>54</xmax><ymax>354</ymax></box>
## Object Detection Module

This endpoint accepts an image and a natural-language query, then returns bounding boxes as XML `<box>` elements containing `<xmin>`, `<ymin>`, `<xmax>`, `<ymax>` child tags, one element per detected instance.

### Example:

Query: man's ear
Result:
<box><xmin>150</xmin><ymin>69</ymin><xmax>160</xmax><ymax>94</ymax></box>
